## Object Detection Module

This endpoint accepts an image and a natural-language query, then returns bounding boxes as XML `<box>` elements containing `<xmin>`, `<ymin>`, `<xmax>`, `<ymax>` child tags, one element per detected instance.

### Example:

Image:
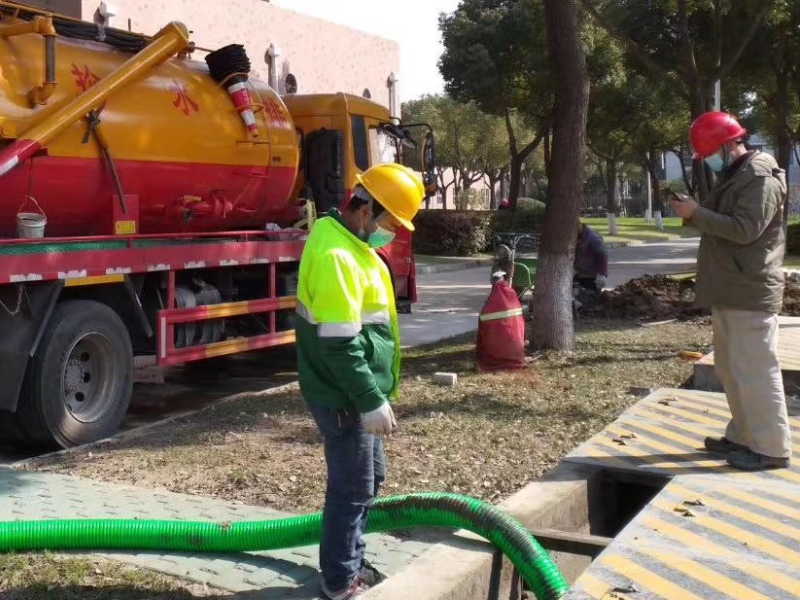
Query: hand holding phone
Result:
<box><xmin>669</xmin><ymin>190</ymin><xmax>690</xmax><ymax>203</ymax></box>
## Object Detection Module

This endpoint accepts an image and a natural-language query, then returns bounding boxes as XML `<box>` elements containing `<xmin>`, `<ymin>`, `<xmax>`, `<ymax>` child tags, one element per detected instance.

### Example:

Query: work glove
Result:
<box><xmin>596</xmin><ymin>275</ymin><xmax>607</xmax><ymax>290</ymax></box>
<box><xmin>361</xmin><ymin>402</ymin><xmax>396</xmax><ymax>436</ymax></box>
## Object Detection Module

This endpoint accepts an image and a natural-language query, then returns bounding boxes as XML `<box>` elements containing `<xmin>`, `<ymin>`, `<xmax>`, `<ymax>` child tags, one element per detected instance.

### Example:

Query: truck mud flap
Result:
<box><xmin>0</xmin><ymin>281</ymin><xmax>62</xmax><ymax>412</ymax></box>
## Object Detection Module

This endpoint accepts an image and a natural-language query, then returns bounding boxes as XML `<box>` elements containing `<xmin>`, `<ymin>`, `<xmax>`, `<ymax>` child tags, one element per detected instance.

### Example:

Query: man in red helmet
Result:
<box><xmin>671</xmin><ymin>111</ymin><xmax>791</xmax><ymax>471</ymax></box>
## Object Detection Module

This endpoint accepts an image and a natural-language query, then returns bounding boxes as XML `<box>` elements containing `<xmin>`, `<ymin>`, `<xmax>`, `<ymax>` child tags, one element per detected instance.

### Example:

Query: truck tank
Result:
<box><xmin>0</xmin><ymin>17</ymin><xmax>300</xmax><ymax>236</ymax></box>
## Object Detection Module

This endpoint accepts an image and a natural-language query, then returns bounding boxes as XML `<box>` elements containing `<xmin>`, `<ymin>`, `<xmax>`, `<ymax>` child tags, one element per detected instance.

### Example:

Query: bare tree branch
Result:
<box><xmin>580</xmin><ymin>0</ymin><xmax>677</xmax><ymax>84</ymax></box>
<box><xmin>715</xmin><ymin>0</ymin><xmax>774</xmax><ymax>82</ymax></box>
<box><xmin>677</xmin><ymin>0</ymin><xmax>699</xmax><ymax>82</ymax></box>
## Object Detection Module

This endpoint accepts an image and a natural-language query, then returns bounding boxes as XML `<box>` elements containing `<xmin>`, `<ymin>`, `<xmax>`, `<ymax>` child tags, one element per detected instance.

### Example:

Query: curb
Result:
<box><xmin>11</xmin><ymin>381</ymin><xmax>301</xmax><ymax>470</ymax></box>
<box><xmin>415</xmin><ymin>258</ymin><xmax>493</xmax><ymax>275</ymax></box>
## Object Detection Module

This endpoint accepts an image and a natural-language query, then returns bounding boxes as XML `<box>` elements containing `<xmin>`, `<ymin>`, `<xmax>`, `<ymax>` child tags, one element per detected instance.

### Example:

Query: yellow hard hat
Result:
<box><xmin>355</xmin><ymin>163</ymin><xmax>425</xmax><ymax>231</ymax></box>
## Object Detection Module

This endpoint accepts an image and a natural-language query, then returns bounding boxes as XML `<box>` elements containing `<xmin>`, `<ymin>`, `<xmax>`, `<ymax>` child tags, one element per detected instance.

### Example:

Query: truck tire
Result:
<box><xmin>18</xmin><ymin>300</ymin><xmax>133</xmax><ymax>448</ymax></box>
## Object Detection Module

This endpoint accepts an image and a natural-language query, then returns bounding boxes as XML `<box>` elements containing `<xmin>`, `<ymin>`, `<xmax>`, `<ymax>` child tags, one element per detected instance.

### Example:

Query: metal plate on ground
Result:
<box><xmin>565</xmin><ymin>388</ymin><xmax>800</xmax><ymax>484</ymax></box>
<box><xmin>565</xmin><ymin>388</ymin><xmax>800</xmax><ymax>599</ymax></box>
<box><xmin>695</xmin><ymin>316</ymin><xmax>800</xmax><ymax>392</ymax></box>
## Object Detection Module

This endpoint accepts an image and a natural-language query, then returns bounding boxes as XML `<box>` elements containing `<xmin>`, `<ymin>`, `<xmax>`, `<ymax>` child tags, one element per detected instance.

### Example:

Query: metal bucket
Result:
<box><xmin>16</xmin><ymin>196</ymin><xmax>47</xmax><ymax>239</ymax></box>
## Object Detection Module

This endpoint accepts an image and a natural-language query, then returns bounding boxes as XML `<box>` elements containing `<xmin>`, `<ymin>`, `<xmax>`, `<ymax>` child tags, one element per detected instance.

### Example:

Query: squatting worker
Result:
<box><xmin>671</xmin><ymin>111</ymin><xmax>792</xmax><ymax>471</ymax></box>
<box><xmin>575</xmin><ymin>221</ymin><xmax>609</xmax><ymax>292</ymax></box>
<box><xmin>295</xmin><ymin>163</ymin><xmax>424</xmax><ymax>600</ymax></box>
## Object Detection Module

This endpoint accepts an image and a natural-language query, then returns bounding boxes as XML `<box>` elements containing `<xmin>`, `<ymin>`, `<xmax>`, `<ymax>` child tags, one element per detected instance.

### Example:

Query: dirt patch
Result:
<box><xmin>581</xmin><ymin>273</ymin><xmax>800</xmax><ymax>321</ymax></box>
<box><xmin>23</xmin><ymin>318</ymin><xmax>710</xmax><ymax>513</ymax></box>
<box><xmin>0</xmin><ymin>554</ymin><xmax>221</xmax><ymax>599</ymax></box>
<box><xmin>783</xmin><ymin>272</ymin><xmax>800</xmax><ymax>316</ymax></box>
<box><xmin>579</xmin><ymin>275</ymin><xmax>706</xmax><ymax>321</ymax></box>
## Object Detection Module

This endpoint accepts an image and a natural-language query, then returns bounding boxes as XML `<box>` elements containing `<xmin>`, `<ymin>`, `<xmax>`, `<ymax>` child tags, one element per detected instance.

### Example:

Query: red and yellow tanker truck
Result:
<box><xmin>0</xmin><ymin>1</ymin><xmax>435</xmax><ymax>448</ymax></box>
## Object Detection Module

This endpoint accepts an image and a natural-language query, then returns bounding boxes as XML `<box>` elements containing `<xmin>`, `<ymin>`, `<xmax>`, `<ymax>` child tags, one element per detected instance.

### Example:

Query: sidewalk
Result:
<box><xmin>0</xmin><ymin>468</ymin><xmax>432</xmax><ymax>597</ymax></box>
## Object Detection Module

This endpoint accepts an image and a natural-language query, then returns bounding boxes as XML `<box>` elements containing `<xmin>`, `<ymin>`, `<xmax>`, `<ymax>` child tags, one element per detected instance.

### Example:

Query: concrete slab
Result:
<box><xmin>365</xmin><ymin>462</ymin><xmax>602</xmax><ymax>600</ymax></box>
<box><xmin>694</xmin><ymin>315</ymin><xmax>800</xmax><ymax>392</ymax></box>
<box><xmin>564</xmin><ymin>388</ymin><xmax>800</xmax><ymax>599</ymax></box>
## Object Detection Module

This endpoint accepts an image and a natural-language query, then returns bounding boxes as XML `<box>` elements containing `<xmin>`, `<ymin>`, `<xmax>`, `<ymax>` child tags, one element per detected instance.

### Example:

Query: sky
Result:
<box><xmin>273</xmin><ymin>0</ymin><xmax>461</xmax><ymax>102</ymax></box>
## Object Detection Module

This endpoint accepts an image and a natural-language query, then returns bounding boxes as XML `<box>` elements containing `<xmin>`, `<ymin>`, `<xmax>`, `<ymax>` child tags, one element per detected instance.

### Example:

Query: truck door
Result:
<box><xmin>305</xmin><ymin>129</ymin><xmax>346</xmax><ymax>215</ymax></box>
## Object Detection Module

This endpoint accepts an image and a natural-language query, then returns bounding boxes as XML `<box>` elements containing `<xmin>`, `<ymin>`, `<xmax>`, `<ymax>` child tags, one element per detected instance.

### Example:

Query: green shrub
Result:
<box><xmin>491</xmin><ymin>206</ymin><xmax>544</xmax><ymax>234</ymax></box>
<box><xmin>413</xmin><ymin>210</ymin><xmax>494</xmax><ymax>256</ymax></box>
<box><xmin>787</xmin><ymin>223</ymin><xmax>800</xmax><ymax>255</ymax></box>
<box><xmin>516</xmin><ymin>197</ymin><xmax>547</xmax><ymax>213</ymax></box>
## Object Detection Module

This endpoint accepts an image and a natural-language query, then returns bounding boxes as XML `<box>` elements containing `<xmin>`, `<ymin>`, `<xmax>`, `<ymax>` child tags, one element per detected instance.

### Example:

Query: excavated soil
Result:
<box><xmin>579</xmin><ymin>273</ymin><xmax>800</xmax><ymax>321</ymax></box>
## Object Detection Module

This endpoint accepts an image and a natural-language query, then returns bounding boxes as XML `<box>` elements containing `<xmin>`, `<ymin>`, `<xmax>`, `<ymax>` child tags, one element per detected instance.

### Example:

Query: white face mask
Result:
<box><xmin>704</xmin><ymin>152</ymin><xmax>726</xmax><ymax>172</ymax></box>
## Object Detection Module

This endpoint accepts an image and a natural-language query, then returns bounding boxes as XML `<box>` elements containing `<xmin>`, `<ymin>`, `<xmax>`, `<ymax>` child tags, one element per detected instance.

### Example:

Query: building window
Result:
<box><xmin>352</xmin><ymin>116</ymin><xmax>370</xmax><ymax>171</ymax></box>
<box><xmin>285</xmin><ymin>73</ymin><xmax>298</xmax><ymax>95</ymax></box>
<box><xmin>363</xmin><ymin>88</ymin><xmax>372</xmax><ymax>99</ymax></box>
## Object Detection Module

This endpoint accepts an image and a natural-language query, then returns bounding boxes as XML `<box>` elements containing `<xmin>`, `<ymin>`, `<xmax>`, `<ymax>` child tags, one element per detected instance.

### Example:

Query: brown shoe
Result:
<box><xmin>727</xmin><ymin>449</ymin><xmax>790</xmax><ymax>471</ymax></box>
<box><xmin>704</xmin><ymin>437</ymin><xmax>747</xmax><ymax>454</ymax></box>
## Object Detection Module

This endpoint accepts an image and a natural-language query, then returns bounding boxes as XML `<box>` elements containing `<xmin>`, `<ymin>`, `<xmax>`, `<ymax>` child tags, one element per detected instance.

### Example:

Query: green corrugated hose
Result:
<box><xmin>0</xmin><ymin>492</ymin><xmax>568</xmax><ymax>599</ymax></box>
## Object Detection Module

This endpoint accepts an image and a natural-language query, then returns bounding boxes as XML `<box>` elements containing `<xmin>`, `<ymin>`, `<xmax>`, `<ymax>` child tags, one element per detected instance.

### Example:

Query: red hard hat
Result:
<box><xmin>690</xmin><ymin>112</ymin><xmax>747</xmax><ymax>159</ymax></box>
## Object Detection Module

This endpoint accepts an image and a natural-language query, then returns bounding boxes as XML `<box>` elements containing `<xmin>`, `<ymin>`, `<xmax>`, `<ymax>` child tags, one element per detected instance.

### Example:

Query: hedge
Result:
<box><xmin>413</xmin><ymin>210</ymin><xmax>494</xmax><ymax>256</ymax></box>
<box><xmin>413</xmin><ymin>206</ymin><xmax>544</xmax><ymax>256</ymax></box>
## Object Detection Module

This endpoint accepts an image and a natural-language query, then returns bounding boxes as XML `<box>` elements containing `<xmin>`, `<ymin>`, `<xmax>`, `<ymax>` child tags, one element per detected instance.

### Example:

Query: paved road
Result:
<box><xmin>605</xmin><ymin>237</ymin><xmax>699</xmax><ymax>288</ymax></box>
<box><xmin>401</xmin><ymin>237</ymin><xmax>700</xmax><ymax>347</ymax></box>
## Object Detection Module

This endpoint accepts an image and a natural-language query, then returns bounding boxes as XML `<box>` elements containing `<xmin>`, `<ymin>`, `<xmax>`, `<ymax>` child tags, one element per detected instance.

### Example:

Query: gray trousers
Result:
<box><xmin>712</xmin><ymin>307</ymin><xmax>792</xmax><ymax>459</ymax></box>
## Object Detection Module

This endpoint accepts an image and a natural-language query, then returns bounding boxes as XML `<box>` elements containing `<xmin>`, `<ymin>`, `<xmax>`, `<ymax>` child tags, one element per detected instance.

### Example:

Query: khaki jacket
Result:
<box><xmin>692</xmin><ymin>151</ymin><xmax>786</xmax><ymax>314</ymax></box>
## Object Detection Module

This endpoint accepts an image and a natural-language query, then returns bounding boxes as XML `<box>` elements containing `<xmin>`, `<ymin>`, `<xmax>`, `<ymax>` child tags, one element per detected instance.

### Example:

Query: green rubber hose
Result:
<box><xmin>0</xmin><ymin>493</ymin><xmax>568</xmax><ymax>600</ymax></box>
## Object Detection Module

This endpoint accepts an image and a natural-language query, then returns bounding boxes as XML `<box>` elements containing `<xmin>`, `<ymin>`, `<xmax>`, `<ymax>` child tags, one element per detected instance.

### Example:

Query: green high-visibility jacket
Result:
<box><xmin>295</xmin><ymin>210</ymin><xmax>401</xmax><ymax>413</ymax></box>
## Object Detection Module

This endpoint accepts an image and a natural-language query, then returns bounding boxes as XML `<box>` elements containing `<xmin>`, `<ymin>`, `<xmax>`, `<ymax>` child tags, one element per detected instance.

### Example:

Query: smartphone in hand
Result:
<box><xmin>669</xmin><ymin>190</ymin><xmax>691</xmax><ymax>203</ymax></box>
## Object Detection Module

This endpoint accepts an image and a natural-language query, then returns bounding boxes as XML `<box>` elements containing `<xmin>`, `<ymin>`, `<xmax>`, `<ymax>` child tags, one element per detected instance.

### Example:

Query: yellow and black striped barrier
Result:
<box><xmin>564</xmin><ymin>389</ymin><xmax>800</xmax><ymax>599</ymax></box>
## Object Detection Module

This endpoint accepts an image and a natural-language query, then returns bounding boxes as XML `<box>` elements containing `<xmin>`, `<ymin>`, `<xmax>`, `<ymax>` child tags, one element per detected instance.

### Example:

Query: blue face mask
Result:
<box><xmin>367</xmin><ymin>226</ymin><xmax>395</xmax><ymax>249</ymax></box>
<box><xmin>704</xmin><ymin>152</ymin><xmax>726</xmax><ymax>172</ymax></box>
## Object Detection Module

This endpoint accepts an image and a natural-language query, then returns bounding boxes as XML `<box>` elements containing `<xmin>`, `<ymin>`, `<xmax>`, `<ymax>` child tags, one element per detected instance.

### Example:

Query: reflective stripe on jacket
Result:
<box><xmin>295</xmin><ymin>210</ymin><xmax>401</xmax><ymax>413</ymax></box>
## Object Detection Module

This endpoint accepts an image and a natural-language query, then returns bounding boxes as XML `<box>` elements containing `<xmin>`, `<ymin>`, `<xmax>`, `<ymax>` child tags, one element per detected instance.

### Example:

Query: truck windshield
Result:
<box><xmin>369</xmin><ymin>127</ymin><xmax>399</xmax><ymax>166</ymax></box>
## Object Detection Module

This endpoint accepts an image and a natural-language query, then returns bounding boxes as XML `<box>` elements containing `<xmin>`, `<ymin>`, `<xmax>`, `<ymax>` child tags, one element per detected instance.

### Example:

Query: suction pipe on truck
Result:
<box><xmin>0</xmin><ymin>21</ymin><xmax>191</xmax><ymax>178</ymax></box>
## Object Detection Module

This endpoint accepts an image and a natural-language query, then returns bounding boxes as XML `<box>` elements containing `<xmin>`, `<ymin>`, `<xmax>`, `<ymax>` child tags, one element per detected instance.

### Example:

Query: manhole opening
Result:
<box><xmin>588</xmin><ymin>468</ymin><xmax>669</xmax><ymax>538</ymax></box>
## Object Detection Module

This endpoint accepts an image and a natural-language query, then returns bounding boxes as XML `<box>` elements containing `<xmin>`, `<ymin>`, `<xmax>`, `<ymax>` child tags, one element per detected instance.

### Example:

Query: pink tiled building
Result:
<box><xmin>25</xmin><ymin>0</ymin><xmax>401</xmax><ymax>113</ymax></box>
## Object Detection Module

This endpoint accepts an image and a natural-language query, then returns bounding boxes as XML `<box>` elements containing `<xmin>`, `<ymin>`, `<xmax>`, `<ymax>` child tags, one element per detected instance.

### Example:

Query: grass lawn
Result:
<box><xmin>15</xmin><ymin>318</ymin><xmax>710</xmax><ymax>598</ymax></box>
<box><xmin>784</xmin><ymin>255</ymin><xmax>800</xmax><ymax>269</ymax></box>
<box><xmin>27</xmin><ymin>319</ymin><xmax>710</xmax><ymax>512</ymax></box>
<box><xmin>582</xmin><ymin>217</ymin><xmax>698</xmax><ymax>244</ymax></box>
<box><xmin>0</xmin><ymin>554</ymin><xmax>219</xmax><ymax>599</ymax></box>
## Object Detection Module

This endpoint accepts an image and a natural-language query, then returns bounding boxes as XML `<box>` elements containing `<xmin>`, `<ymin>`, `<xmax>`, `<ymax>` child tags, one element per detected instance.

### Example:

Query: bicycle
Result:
<box><xmin>490</xmin><ymin>233</ymin><xmax>538</xmax><ymax>301</ymax></box>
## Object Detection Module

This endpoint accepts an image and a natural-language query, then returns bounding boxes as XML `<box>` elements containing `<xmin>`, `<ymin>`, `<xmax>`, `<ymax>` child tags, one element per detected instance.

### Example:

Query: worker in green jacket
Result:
<box><xmin>296</xmin><ymin>163</ymin><xmax>425</xmax><ymax>600</ymax></box>
<box><xmin>672</xmin><ymin>111</ymin><xmax>791</xmax><ymax>471</ymax></box>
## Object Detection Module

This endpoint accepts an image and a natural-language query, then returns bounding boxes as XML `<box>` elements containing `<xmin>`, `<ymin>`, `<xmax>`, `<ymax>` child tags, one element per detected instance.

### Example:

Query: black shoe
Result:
<box><xmin>704</xmin><ymin>437</ymin><xmax>747</xmax><ymax>454</ymax></box>
<box><xmin>727</xmin><ymin>449</ymin><xmax>790</xmax><ymax>471</ymax></box>
<box><xmin>359</xmin><ymin>559</ymin><xmax>387</xmax><ymax>587</ymax></box>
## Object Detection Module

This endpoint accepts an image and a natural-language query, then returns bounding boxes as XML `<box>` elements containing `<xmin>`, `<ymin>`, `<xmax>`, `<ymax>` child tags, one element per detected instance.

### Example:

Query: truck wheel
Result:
<box><xmin>19</xmin><ymin>300</ymin><xmax>133</xmax><ymax>448</ymax></box>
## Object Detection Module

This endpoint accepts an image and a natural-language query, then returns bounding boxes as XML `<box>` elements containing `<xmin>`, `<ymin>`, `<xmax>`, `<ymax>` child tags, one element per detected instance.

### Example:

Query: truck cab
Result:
<box><xmin>283</xmin><ymin>93</ymin><xmax>435</xmax><ymax>312</ymax></box>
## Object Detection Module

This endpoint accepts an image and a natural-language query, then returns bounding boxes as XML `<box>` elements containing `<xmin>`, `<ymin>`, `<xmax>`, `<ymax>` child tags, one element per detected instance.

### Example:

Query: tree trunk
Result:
<box><xmin>605</xmin><ymin>159</ymin><xmax>619</xmax><ymax>235</ymax></box>
<box><xmin>532</xmin><ymin>0</ymin><xmax>589</xmax><ymax>352</ymax></box>
<box><xmin>691</xmin><ymin>87</ymin><xmax>714</xmax><ymax>202</ymax></box>
<box><xmin>509</xmin><ymin>153</ymin><xmax>523</xmax><ymax>210</ymax></box>
<box><xmin>487</xmin><ymin>173</ymin><xmax>499</xmax><ymax>209</ymax></box>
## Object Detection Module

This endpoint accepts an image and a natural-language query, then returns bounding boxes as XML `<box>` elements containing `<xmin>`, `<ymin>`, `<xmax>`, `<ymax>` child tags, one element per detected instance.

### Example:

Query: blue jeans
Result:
<box><xmin>307</xmin><ymin>402</ymin><xmax>386</xmax><ymax>591</ymax></box>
